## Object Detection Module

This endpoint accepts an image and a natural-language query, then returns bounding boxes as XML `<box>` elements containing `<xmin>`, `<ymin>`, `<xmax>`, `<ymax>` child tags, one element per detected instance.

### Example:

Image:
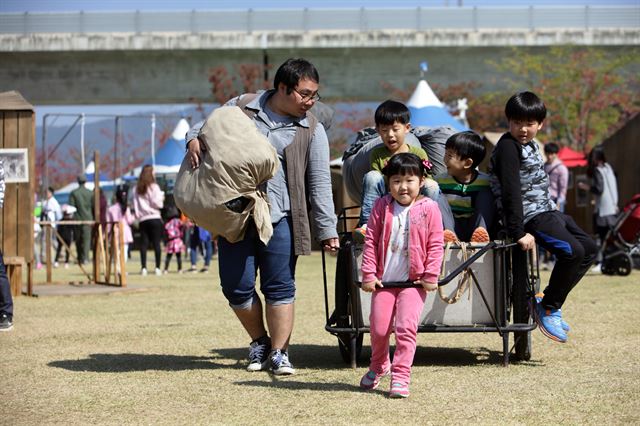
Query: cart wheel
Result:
<box><xmin>512</xmin><ymin>250</ymin><xmax>534</xmax><ymax>361</ymax></box>
<box><xmin>338</xmin><ymin>333</ymin><xmax>364</xmax><ymax>364</ymax></box>
<box><xmin>334</xmin><ymin>236</ymin><xmax>358</xmax><ymax>364</ymax></box>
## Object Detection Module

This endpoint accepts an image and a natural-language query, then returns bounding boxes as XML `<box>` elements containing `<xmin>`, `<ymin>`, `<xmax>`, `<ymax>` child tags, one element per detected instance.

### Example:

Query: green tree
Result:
<box><xmin>488</xmin><ymin>46</ymin><xmax>639</xmax><ymax>151</ymax></box>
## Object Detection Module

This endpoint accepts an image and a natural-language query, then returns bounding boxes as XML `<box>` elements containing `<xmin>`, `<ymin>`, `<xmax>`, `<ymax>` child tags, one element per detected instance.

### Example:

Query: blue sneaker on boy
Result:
<box><xmin>534</xmin><ymin>301</ymin><xmax>568</xmax><ymax>343</ymax></box>
<box><xmin>535</xmin><ymin>293</ymin><xmax>570</xmax><ymax>332</ymax></box>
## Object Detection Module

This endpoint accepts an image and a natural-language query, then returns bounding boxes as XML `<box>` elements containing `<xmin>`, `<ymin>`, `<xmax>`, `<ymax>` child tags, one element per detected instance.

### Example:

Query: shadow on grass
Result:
<box><xmin>233</xmin><ymin>378</ymin><xmax>365</xmax><ymax>393</ymax></box>
<box><xmin>48</xmin><ymin>344</ymin><xmax>542</xmax><ymax>373</ymax></box>
<box><xmin>48</xmin><ymin>353</ymin><xmax>235</xmax><ymax>372</ymax></box>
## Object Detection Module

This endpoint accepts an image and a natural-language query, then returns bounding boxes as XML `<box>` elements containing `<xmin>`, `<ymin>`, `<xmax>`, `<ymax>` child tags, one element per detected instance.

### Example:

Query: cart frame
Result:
<box><xmin>322</xmin><ymin>207</ymin><xmax>539</xmax><ymax>368</ymax></box>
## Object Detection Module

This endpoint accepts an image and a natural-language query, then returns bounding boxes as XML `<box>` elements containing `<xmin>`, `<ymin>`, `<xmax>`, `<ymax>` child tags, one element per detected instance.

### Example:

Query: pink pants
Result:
<box><xmin>369</xmin><ymin>287</ymin><xmax>426</xmax><ymax>385</ymax></box>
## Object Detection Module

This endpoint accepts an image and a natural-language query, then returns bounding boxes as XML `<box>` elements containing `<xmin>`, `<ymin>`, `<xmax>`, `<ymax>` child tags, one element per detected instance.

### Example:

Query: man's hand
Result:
<box><xmin>322</xmin><ymin>237</ymin><xmax>340</xmax><ymax>254</ymax></box>
<box><xmin>414</xmin><ymin>279</ymin><xmax>438</xmax><ymax>292</ymax></box>
<box><xmin>186</xmin><ymin>138</ymin><xmax>205</xmax><ymax>169</ymax></box>
<box><xmin>362</xmin><ymin>279</ymin><xmax>383</xmax><ymax>293</ymax></box>
<box><xmin>517</xmin><ymin>233</ymin><xmax>536</xmax><ymax>251</ymax></box>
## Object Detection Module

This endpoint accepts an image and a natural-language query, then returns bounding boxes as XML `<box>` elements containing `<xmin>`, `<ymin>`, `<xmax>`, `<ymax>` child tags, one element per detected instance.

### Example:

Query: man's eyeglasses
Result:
<box><xmin>292</xmin><ymin>88</ymin><xmax>321</xmax><ymax>102</ymax></box>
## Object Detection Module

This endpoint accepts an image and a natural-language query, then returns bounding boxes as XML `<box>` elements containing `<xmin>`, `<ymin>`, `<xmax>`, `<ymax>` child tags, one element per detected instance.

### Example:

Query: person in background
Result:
<box><xmin>541</xmin><ymin>142</ymin><xmax>569</xmax><ymax>270</ymax></box>
<box><xmin>33</xmin><ymin>195</ymin><xmax>43</xmax><ymax>270</ymax></box>
<box><xmin>69</xmin><ymin>174</ymin><xmax>94</xmax><ymax>266</ymax></box>
<box><xmin>42</xmin><ymin>186</ymin><xmax>63</xmax><ymax>267</ymax></box>
<box><xmin>188</xmin><ymin>226</ymin><xmax>214</xmax><ymax>273</ymax></box>
<box><xmin>106</xmin><ymin>184</ymin><xmax>134</xmax><ymax>263</ymax></box>
<box><xmin>579</xmin><ymin>145</ymin><xmax>619</xmax><ymax>272</ymax></box>
<box><xmin>163</xmin><ymin>206</ymin><xmax>185</xmax><ymax>274</ymax></box>
<box><xmin>0</xmin><ymin>160</ymin><xmax>14</xmax><ymax>331</ymax></box>
<box><xmin>54</xmin><ymin>205</ymin><xmax>76</xmax><ymax>269</ymax></box>
<box><xmin>544</xmin><ymin>143</ymin><xmax>569</xmax><ymax>212</ymax></box>
<box><xmin>133</xmin><ymin>165</ymin><xmax>164</xmax><ymax>276</ymax></box>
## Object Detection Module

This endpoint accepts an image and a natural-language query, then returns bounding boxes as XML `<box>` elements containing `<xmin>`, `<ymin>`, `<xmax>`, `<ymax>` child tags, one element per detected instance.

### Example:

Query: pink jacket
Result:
<box><xmin>361</xmin><ymin>194</ymin><xmax>444</xmax><ymax>284</ymax></box>
<box><xmin>133</xmin><ymin>183</ymin><xmax>164</xmax><ymax>223</ymax></box>
<box><xmin>106</xmin><ymin>204</ymin><xmax>134</xmax><ymax>244</ymax></box>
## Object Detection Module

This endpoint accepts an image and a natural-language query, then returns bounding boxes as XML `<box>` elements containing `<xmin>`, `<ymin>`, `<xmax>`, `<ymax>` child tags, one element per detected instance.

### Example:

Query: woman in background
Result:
<box><xmin>133</xmin><ymin>165</ymin><xmax>164</xmax><ymax>276</ymax></box>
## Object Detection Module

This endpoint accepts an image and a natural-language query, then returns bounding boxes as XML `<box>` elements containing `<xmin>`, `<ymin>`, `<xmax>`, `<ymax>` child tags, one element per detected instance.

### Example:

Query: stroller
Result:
<box><xmin>599</xmin><ymin>194</ymin><xmax>640</xmax><ymax>276</ymax></box>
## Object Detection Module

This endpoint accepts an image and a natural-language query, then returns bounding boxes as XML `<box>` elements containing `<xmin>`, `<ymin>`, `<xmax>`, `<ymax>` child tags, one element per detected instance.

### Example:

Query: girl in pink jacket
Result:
<box><xmin>359</xmin><ymin>153</ymin><xmax>444</xmax><ymax>398</ymax></box>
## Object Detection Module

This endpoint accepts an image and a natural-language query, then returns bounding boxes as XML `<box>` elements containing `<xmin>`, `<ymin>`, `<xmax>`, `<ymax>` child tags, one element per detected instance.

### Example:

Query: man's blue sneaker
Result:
<box><xmin>247</xmin><ymin>336</ymin><xmax>271</xmax><ymax>372</ymax></box>
<box><xmin>536</xmin><ymin>293</ymin><xmax>570</xmax><ymax>332</ymax></box>
<box><xmin>534</xmin><ymin>301</ymin><xmax>568</xmax><ymax>343</ymax></box>
<box><xmin>269</xmin><ymin>349</ymin><xmax>295</xmax><ymax>376</ymax></box>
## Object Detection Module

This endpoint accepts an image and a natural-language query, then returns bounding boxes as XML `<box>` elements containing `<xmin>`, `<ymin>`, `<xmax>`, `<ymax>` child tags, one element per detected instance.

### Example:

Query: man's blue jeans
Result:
<box><xmin>217</xmin><ymin>217</ymin><xmax>297</xmax><ymax>309</ymax></box>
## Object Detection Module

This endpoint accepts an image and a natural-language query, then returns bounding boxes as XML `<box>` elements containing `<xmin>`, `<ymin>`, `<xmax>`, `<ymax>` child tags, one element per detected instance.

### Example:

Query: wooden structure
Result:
<box><xmin>38</xmin><ymin>151</ymin><xmax>127</xmax><ymax>288</ymax></box>
<box><xmin>0</xmin><ymin>91</ymin><xmax>35</xmax><ymax>296</ymax></box>
<box><xmin>602</xmin><ymin>112</ymin><xmax>640</xmax><ymax>208</ymax></box>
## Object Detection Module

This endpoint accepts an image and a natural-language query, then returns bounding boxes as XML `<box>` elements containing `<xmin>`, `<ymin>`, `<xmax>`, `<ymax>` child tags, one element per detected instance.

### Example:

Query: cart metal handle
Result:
<box><xmin>355</xmin><ymin>241</ymin><xmax>497</xmax><ymax>288</ymax></box>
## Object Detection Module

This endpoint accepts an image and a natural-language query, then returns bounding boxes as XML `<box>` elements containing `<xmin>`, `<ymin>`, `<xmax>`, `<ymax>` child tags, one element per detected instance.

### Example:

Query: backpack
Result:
<box><xmin>341</xmin><ymin>125</ymin><xmax>457</xmax><ymax>202</ymax></box>
<box><xmin>173</xmin><ymin>106</ymin><xmax>279</xmax><ymax>244</ymax></box>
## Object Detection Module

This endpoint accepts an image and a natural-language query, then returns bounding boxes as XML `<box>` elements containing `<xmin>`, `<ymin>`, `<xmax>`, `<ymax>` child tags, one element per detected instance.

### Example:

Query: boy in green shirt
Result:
<box><xmin>354</xmin><ymin>100</ymin><xmax>438</xmax><ymax>240</ymax></box>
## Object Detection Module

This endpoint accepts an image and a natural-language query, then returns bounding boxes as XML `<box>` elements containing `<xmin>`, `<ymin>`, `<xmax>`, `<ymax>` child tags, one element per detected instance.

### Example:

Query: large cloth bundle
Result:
<box><xmin>174</xmin><ymin>106</ymin><xmax>279</xmax><ymax>244</ymax></box>
<box><xmin>341</xmin><ymin>126</ymin><xmax>456</xmax><ymax>203</ymax></box>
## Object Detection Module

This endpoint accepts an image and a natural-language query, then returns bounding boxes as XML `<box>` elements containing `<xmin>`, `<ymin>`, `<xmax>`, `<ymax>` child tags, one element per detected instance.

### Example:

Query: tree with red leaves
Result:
<box><xmin>489</xmin><ymin>46</ymin><xmax>639</xmax><ymax>151</ymax></box>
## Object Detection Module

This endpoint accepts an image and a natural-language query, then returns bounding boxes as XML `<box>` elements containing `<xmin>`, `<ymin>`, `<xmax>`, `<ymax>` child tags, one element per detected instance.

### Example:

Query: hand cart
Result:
<box><xmin>322</xmin><ymin>207</ymin><xmax>539</xmax><ymax>368</ymax></box>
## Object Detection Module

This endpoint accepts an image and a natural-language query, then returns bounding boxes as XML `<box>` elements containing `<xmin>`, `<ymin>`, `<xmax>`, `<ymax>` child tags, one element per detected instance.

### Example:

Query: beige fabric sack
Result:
<box><xmin>174</xmin><ymin>106</ymin><xmax>279</xmax><ymax>244</ymax></box>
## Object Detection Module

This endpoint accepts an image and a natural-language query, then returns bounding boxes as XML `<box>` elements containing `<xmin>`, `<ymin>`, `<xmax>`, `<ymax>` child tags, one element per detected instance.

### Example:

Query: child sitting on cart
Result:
<box><xmin>359</xmin><ymin>153</ymin><xmax>444</xmax><ymax>398</ymax></box>
<box><xmin>435</xmin><ymin>130</ymin><xmax>495</xmax><ymax>244</ymax></box>
<box><xmin>490</xmin><ymin>91</ymin><xmax>597</xmax><ymax>343</ymax></box>
<box><xmin>353</xmin><ymin>100</ymin><xmax>438</xmax><ymax>242</ymax></box>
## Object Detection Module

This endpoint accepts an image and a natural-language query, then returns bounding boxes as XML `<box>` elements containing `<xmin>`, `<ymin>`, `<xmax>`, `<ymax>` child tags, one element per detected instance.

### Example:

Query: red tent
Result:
<box><xmin>557</xmin><ymin>146</ymin><xmax>587</xmax><ymax>167</ymax></box>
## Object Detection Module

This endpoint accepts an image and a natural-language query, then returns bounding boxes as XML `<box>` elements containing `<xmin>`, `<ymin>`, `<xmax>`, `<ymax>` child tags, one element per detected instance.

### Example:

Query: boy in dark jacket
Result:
<box><xmin>490</xmin><ymin>91</ymin><xmax>597</xmax><ymax>343</ymax></box>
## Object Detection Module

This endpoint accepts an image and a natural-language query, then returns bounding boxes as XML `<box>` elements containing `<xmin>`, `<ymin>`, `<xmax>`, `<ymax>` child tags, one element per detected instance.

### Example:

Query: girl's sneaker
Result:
<box><xmin>389</xmin><ymin>381</ymin><xmax>410</xmax><ymax>398</ymax></box>
<box><xmin>359</xmin><ymin>368</ymin><xmax>389</xmax><ymax>390</ymax></box>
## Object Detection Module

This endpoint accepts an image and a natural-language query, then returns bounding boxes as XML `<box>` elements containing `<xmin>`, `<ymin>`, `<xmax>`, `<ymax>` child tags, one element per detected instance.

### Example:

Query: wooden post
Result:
<box><xmin>45</xmin><ymin>224</ymin><xmax>52</xmax><ymax>283</ymax></box>
<box><xmin>27</xmin><ymin>261</ymin><xmax>33</xmax><ymax>296</ymax></box>
<box><xmin>119</xmin><ymin>221</ymin><xmax>126</xmax><ymax>287</ymax></box>
<box><xmin>93</xmin><ymin>151</ymin><xmax>100</xmax><ymax>283</ymax></box>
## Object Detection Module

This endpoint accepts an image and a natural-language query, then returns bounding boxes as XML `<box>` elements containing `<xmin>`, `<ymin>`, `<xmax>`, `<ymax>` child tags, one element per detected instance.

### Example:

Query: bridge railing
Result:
<box><xmin>1</xmin><ymin>6</ymin><xmax>638</xmax><ymax>35</ymax></box>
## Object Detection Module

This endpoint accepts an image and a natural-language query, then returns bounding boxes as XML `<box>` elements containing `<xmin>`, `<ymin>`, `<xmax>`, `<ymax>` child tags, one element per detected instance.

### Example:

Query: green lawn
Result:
<box><xmin>2</xmin><ymin>252</ymin><xmax>639</xmax><ymax>425</ymax></box>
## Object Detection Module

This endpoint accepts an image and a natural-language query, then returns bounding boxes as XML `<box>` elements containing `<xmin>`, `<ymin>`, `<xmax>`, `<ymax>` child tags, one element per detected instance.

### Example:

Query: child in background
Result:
<box><xmin>54</xmin><ymin>205</ymin><xmax>76</xmax><ymax>268</ymax></box>
<box><xmin>435</xmin><ymin>131</ymin><xmax>494</xmax><ymax>243</ymax></box>
<box><xmin>354</xmin><ymin>100</ymin><xmax>438</xmax><ymax>241</ymax></box>
<box><xmin>359</xmin><ymin>153</ymin><xmax>444</xmax><ymax>398</ymax></box>
<box><xmin>163</xmin><ymin>206</ymin><xmax>185</xmax><ymax>274</ymax></box>
<box><xmin>188</xmin><ymin>226</ymin><xmax>214</xmax><ymax>273</ymax></box>
<box><xmin>106</xmin><ymin>185</ymin><xmax>134</xmax><ymax>262</ymax></box>
<box><xmin>490</xmin><ymin>91</ymin><xmax>597</xmax><ymax>343</ymax></box>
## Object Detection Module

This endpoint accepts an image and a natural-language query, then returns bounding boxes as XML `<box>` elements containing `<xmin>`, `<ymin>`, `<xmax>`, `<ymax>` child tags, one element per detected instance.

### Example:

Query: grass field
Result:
<box><xmin>2</xmin><ymin>252</ymin><xmax>639</xmax><ymax>425</ymax></box>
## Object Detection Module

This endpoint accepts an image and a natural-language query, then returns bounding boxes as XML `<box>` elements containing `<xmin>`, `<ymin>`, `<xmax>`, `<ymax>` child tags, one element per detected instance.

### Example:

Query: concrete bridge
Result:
<box><xmin>1</xmin><ymin>6</ymin><xmax>638</xmax><ymax>104</ymax></box>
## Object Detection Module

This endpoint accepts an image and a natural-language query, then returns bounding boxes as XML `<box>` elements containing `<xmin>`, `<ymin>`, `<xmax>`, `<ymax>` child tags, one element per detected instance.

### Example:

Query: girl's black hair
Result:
<box><xmin>381</xmin><ymin>152</ymin><xmax>425</xmax><ymax>178</ymax></box>
<box><xmin>587</xmin><ymin>145</ymin><xmax>607</xmax><ymax>178</ymax></box>
<box><xmin>165</xmin><ymin>205</ymin><xmax>180</xmax><ymax>220</ymax></box>
<box><xmin>115</xmin><ymin>184</ymin><xmax>129</xmax><ymax>214</ymax></box>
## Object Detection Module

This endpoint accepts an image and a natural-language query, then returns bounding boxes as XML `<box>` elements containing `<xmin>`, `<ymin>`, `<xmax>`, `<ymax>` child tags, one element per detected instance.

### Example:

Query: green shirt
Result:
<box><xmin>435</xmin><ymin>171</ymin><xmax>492</xmax><ymax>219</ymax></box>
<box><xmin>369</xmin><ymin>145</ymin><xmax>429</xmax><ymax>174</ymax></box>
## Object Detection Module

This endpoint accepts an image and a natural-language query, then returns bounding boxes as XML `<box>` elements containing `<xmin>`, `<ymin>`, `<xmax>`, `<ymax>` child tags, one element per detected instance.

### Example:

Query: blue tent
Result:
<box><xmin>407</xmin><ymin>80</ymin><xmax>467</xmax><ymax>131</ymax></box>
<box><xmin>133</xmin><ymin>118</ymin><xmax>190</xmax><ymax>175</ymax></box>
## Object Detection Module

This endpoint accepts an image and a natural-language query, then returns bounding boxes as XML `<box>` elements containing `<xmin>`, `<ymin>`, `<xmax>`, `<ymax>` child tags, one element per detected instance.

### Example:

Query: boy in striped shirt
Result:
<box><xmin>435</xmin><ymin>131</ymin><xmax>494</xmax><ymax>243</ymax></box>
